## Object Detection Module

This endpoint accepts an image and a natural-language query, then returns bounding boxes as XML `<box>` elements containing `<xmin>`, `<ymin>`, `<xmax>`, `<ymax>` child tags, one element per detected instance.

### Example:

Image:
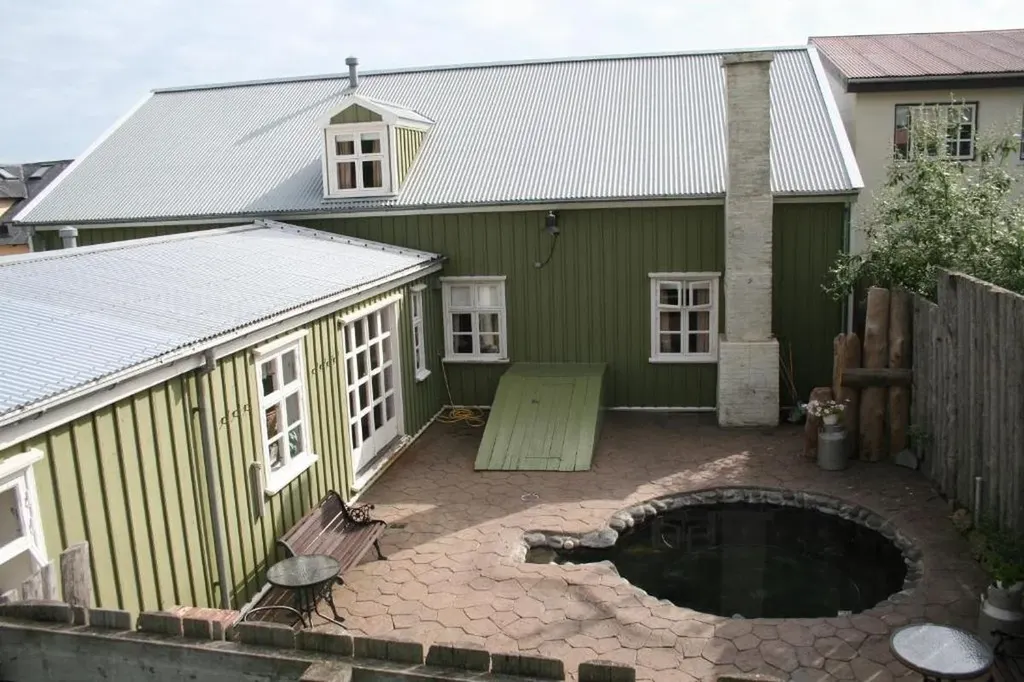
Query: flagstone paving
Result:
<box><xmin>327</xmin><ymin>413</ymin><xmax>988</xmax><ymax>681</ymax></box>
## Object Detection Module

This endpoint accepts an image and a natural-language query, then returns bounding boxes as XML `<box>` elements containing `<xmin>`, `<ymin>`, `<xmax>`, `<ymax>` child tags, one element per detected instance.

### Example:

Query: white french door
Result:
<box><xmin>344</xmin><ymin>304</ymin><xmax>402</xmax><ymax>474</ymax></box>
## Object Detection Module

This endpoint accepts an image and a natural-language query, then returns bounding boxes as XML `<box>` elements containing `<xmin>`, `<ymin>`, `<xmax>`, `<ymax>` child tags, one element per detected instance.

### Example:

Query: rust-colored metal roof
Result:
<box><xmin>811</xmin><ymin>29</ymin><xmax>1024</xmax><ymax>80</ymax></box>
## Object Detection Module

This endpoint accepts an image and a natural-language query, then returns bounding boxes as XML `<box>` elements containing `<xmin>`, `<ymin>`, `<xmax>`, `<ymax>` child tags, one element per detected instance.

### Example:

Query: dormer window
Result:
<box><xmin>326</xmin><ymin>126</ymin><xmax>389</xmax><ymax>194</ymax></box>
<box><xmin>319</xmin><ymin>94</ymin><xmax>433</xmax><ymax>201</ymax></box>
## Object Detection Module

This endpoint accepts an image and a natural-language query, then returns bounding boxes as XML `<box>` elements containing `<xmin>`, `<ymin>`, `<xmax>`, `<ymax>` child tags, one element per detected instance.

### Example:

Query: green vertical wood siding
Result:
<box><xmin>30</xmin><ymin>201</ymin><xmax>846</xmax><ymax>410</ymax></box>
<box><xmin>0</xmin><ymin>377</ymin><xmax>213</xmax><ymax>615</ymax></box>
<box><xmin>35</xmin><ymin>225</ymin><xmax>208</xmax><ymax>251</ymax></box>
<box><xmin>772</xmin><ymin>203</ymin><xmax>847</xmax><ymax>405</ymax></box>
<box><xmin>328</xmin><ymin>105</ymin><xmax>382</xmax><ymax>124</ymax></box>
<box><xmin>0</xmin><ymin>275</ymin><xmax>439</xmax><ymax>612</ymax></box>
<box><xmin>189</xmin><ymin>275</ymin><xmax>441</xmax><ymax>607</ymax></box>
<box><xmin>300</xmin><ymin>207</ymin><xmax>725</xmax><ymax>408</ymax></box>
<box><xmin>395</xmin><ymin>127</ymin><xmax>426</xmax><ymax>186</ymax></box>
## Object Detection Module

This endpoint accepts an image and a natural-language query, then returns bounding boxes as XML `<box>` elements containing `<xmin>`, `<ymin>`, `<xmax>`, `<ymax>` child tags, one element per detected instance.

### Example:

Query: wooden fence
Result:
<box><xmin>912</xmin><ymin>271</ymin><xmax>1024</xmax><ymax>532</ymax></box>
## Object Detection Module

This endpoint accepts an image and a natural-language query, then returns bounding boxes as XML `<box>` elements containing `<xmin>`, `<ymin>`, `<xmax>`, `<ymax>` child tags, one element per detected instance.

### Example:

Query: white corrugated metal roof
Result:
<box><xmin>0</xmin><ymin>220</ymin><xmax>441</xmax><ymax>419</ymax></box>
<box><xmin>17</xmin><ymin>47</ymin><xmax>858</xmax><ymax>225</ymax></box>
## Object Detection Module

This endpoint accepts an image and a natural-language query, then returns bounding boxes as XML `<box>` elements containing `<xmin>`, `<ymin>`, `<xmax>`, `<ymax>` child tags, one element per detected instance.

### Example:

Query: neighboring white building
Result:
<box><xmin>810</xmin><ymin>29</ymin><xmax>1024</xmax><ymax>252</ymax></box>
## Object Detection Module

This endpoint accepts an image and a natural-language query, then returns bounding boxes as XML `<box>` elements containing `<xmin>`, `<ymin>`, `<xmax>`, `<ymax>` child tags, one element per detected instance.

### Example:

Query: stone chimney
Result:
<box><xmin>717</xmin><ymin>51</ymin><xmax>780</xmax><ymax>427</ymax></box>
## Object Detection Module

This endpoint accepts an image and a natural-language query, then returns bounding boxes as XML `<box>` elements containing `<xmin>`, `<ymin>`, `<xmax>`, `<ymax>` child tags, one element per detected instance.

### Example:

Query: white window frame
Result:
<box><xmin>0</xmin><ymin>449</ymin><xmax>48</xmax><ymax>589</ymax></box>
<box><xmin>649</xmin><ymin>272</ymin><xmax>720</xmax><ymax>364</ymax></box>
<box><xmin>441</xmin><ymin>276</ymin><xmax>508</xmax><ymax>363</ymax></box>
<box><xmin>410</xmin><ymin>284</ymin><xmax>430</xmax><ymax>381</ymax></box>
<box><xmin>894</xmin><ymin>102</ymin><xmax>978</xmax><ymax>161</ymax></box>
<box><xmin>323</xmin><ymin>123</ymin><xmax>392</xmax><ymax>198</ymax></box>
<box><xmin>253</xmin><ymin>331</ymin><xmax>317</xmax><ymax>495</ymax></box>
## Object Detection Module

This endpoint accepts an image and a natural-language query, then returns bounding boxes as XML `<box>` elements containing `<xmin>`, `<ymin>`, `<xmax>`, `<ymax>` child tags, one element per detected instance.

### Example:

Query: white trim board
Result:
<box><xmin>23</xmin><ymin>198</ymin><xmax>730</xmax><ymax>230</ymax></box>
<box><xmin>0</xmin><ymin>262</ymin><xmax>443</xmax><ymax>451</ymax></box>
<box><xmin>807</xmin><ymin>46</ymin><xmax>863</xmax><ymax>191</ymax></box>
<box><xmin>12</xmin><ymin>93</ymin><xmax>155</xmax><ymax>224</ymax></box>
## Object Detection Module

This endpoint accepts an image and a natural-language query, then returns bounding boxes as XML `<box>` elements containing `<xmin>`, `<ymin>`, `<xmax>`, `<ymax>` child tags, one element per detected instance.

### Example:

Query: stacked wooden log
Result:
<box><xmin>805</xmin><ymin>286</ymin><xmax>912</xmax><ymax>461</ymax></box>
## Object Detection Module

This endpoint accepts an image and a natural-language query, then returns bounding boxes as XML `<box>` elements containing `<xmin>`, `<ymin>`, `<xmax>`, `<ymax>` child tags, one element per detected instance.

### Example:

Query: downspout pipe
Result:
<box><xmin>195</xmin><ymin>349</ymin><xmax>231</xmax><ymax>609</ymax></box>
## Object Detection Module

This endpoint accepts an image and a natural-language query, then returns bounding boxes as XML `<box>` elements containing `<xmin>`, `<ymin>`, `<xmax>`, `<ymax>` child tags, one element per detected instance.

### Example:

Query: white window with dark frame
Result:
<box><xmin>324</xmin><ymin>124</ymin><xmax>390</xmax><ymax>197</ymax></box>
<box><xmin>410</xmin><ymin>285</ymin><xmax>430</xmax><ymax>381</ymax></box>
<box><xmin>254</xmin><ymin>332</ymin><xmax>317</xmax><ymax>494</ymax></box>
<box><xmin>894</xmin><ymin>102</ymin><xmax>977</xmax><ymax>160</ymax></box>
<box><xmin>0</xmin><ymin>450</ymin><xmax>48</xmax><ymax>595</ymax></box>
<box><xmin>441</xmin><ymin>277</ymin><xmax>508</xmax><ymax>362</ymax></box>
<box><xmin>649</xmin><ymin>273</ymin><xmax>719</xmax><ymax>363</ymax></box>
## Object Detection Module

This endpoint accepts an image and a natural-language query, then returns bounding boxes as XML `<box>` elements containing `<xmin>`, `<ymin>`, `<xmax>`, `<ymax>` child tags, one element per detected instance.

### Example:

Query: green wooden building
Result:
<box><xmin>3</xmin><ymin>46</ymin><xmax>861</xmax><ymax>613</ymax></box>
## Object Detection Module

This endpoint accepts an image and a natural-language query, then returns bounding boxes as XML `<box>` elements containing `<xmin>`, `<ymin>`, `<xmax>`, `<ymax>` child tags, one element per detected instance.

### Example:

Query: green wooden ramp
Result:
<box><xmin>474</xmin><ymin>363</ymin><xmax>607</xmax><ymax>471</ymax></box>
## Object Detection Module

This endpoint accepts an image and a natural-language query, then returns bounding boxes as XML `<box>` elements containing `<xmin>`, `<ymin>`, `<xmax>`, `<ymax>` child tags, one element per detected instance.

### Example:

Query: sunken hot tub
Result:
<box><xmin>523</xmin><ymin>487</ymin><xmax>922</xmax><ymax>619</ymax></box>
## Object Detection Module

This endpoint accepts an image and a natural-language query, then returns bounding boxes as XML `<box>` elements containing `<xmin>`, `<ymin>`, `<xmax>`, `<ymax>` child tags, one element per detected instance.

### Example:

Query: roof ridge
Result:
<box><xmin>152</xmin><ymin>44</ymin><xmax>809</xmax><ymax>94</ymax></box>
<box><xmin>0</xmin><ymin>223</ymin><xmax>260</xmax><ymax>267</ymax></box>
<box><xmin>255</xmin><ymin>219</ymin><xmax>443</xmax><ymax>260</ymax></box>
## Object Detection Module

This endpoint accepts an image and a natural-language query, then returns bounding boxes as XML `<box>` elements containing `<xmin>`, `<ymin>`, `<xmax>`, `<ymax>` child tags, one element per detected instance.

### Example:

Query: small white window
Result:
<box><xmin>324</xmin><ymin>124</ymin><xmax>390</xmax><ymax>197</ymax></box>
<box><xmin>254</xmin><ymin>334</ymin><xmax>317</xmax><ymax>494</ymax></box>
<box><xmin>0</xmin><ymin>450</ymin><xmax>48</xmax><ymax>595</ymax></box>
<box><xmin>441</xmin><ymin>277</ymin><xmax>508</xmax><ymax>362</ymax></box>
<box><xmin>411</xmin><ymin>285</ymin><xmax>430</xmax><ymax>381</ymax></box>
<box><xmin>649</xmin><ymin>273</ymin><xmax>720</xmax><ymax>363</ymax></box>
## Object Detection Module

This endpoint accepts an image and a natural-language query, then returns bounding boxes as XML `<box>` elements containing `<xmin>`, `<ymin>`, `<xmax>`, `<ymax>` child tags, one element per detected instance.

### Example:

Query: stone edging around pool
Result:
<box><xmin>519</xmin><ymin>485</ymin><xmax>925</xmax><ymax>610</ymax></box>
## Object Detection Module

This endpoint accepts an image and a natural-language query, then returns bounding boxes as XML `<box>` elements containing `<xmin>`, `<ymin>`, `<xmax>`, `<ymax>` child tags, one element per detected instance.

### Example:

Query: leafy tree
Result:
<box><xmin>825</xmin><ymin>102</ymin><xmax>1024</xmax><ymax>301</ymax></box>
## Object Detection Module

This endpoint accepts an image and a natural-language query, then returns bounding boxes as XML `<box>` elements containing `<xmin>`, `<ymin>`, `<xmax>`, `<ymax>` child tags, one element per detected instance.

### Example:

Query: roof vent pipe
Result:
<box><xmin>58</xmin><ymin>226</ymin><xmax>78</xmax><ymax>249</ymax></box>
<box><xmin>345</xmin><ymin>56</ymin><xmax>359</xmax><ymax>89</ymax></box>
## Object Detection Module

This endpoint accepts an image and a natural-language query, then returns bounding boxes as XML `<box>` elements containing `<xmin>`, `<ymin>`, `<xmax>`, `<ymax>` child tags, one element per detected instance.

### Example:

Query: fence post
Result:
<box><xmin>60</xmin><ymin>542</ymin><xmax>93</xmax><ymax>607</ymax></box>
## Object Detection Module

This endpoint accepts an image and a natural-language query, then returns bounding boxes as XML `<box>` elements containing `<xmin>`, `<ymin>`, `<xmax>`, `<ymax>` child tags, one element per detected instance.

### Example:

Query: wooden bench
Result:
<box><xmin>994</xmin><ymin>631</ymin><xmax>1024</xmax><ymax>681</ymax></box>
<box><xmin>245</xmin><ymin>490</ymin><xmax>387</xmax><ymax>626</ymax></box>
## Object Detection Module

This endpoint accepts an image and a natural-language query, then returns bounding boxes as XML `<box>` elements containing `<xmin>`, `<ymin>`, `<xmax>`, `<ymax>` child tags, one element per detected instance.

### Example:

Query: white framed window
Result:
<box><xmin>649</xmin><ymin>273</ymin><xmax>720</xmax><ymax>363</ymax></box>
<box><xmin>894</xmin><ymin>102</ymin><xmax>977</xmax><ymax>160</ymax></box>
<box><xmin>0</xmin><ymin>450</ymin><xmax>48</xmax><ymax>595</ymax></box>
<box><xmin>441</xmin><ymin>277</ymin><xmax>508</xmax><ymax>362</ymax></box>
<box><xmin>324</xmin><ymin>124</ymin><xmax>391</xmax><ymax>197</ymax></box>
<box><xmin>254</xmin><ymin>332</ymin><xmax>317</xmax><ymax>494</ymax></box>
<box><xmin>410</xmin><ymin>285</ymin><xmax>430</xmax><ymax>381</ymax></box>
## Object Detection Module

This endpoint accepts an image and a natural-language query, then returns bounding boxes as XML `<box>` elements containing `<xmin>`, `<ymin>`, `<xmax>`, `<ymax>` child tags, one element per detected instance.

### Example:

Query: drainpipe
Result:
<box><xmin>58</xmin><ymin>226</ymin><xmax>78</xmax><ymax>249</ymax></box>
<box><xmin>194</xmin><ymin>350</ymin><xmax>231</xmax><ymax>609</ymax></box>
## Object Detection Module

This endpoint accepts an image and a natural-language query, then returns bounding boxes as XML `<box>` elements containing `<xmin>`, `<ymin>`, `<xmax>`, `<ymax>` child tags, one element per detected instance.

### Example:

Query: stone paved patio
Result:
<box><xmin>328</xmin><ymin>413</ymin><xmax>988</xmax><ymax>681</ymax></box>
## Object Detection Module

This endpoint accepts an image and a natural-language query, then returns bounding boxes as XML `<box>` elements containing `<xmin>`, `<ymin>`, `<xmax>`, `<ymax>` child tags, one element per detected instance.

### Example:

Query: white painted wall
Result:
<box><xmin>832</xmin><ymin>81</ymin><xmax>1024</xmax><ymax>252</ymax></box>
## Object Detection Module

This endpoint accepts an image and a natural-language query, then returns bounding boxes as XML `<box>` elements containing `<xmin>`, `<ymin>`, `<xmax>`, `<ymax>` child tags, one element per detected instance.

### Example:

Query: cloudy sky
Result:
<box><xmin>1</xmin><ymin>0</ymin><xmax>1020</xmax><ymax>161</ymax></box>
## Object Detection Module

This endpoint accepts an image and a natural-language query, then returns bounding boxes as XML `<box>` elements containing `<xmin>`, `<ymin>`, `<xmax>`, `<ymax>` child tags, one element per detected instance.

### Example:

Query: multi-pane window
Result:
<box><xmin>325</xmin><ymin>126</ymin><xmax>389</xmax><ymax>195</ymax></box>
<box><xmin>410</xmin><ymin>286</ymin><xmax>430</xmax><ymax>381</ymax></box>
<box><xmin>0</xmin><ymin>451</ymin><xmax>47</xmax><ymax>594</ymax></box>
<box><xmin>255</xmin><ymin>337</ymin><xmax>314</xmax><ymax>492</ymax></box>
<box><xmin>894</xmin><ymin>103</ymin><xmax>977</xmax><ymax>160</ymax></box>
<box><xmin>650</xmin><ymin>274</ymin><xmax>719</xmax><ymax>362</ymax></box>
<box><xmin>441</xmin><ymin>277</ymin><xmax>507</xmax><ymax>361</ymax></box>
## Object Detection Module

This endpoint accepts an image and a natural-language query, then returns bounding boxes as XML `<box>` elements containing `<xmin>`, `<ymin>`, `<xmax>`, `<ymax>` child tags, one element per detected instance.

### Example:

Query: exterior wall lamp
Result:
<box><xmin>535</xmin><ymin>210</ymin><xmax>561</xmax><ymax>269</ymax></box>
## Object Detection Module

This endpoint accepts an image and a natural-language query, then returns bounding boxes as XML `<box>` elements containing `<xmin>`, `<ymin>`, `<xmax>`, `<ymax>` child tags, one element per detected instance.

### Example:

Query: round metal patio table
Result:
<box><xmin>889</xmin><ymin>623</ymin><xmax>994</xmax><ymax>681</ymax></box>
<box><xmin>264</xmin><ymin>554</ymin><xmax>343</xmax><ymax>628</ymax></box>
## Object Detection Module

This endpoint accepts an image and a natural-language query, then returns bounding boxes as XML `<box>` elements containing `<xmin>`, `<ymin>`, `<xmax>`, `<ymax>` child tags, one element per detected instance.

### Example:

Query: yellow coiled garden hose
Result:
<box><xmin>437</xmin><ymin>358</ymin><xmax>486</xmax><ymax>427</ymax></box>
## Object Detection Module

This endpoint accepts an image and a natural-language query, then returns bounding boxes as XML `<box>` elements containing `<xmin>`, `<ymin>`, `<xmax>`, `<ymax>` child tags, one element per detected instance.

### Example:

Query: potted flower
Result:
<box><xmin>976</xmin><ymin>520</ymin><xmax>1024</xmax><ymax>649</ymax></box>
<box><xmin>807</xmin><ymin>398</ymin><xmax>846</xmax><ymax>426</ymax></box>
<box><xmin>980</xmin><ymin>525</ymin><xmax>1024</xmax><ymax>609</ymax></box>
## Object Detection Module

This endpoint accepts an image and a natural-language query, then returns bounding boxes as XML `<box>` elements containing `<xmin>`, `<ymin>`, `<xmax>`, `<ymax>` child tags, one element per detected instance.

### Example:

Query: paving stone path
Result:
<box><xmin>328</xmin><ymin>413</ymin><xmax>987</xmax><ymax>682</ymax></box>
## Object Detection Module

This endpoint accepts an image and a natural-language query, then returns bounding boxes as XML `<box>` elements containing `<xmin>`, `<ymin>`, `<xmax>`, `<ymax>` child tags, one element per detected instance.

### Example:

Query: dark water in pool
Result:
<box><xmin>530</xmin><ymin>502</ymin><xmax>907</xmax><ymax>619</ymax></box>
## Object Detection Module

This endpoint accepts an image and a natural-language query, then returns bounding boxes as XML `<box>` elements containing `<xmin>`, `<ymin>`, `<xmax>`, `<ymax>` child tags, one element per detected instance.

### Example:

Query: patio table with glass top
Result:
<box><xmin>245</xmin><ymin>554</ymin><xmax>343</xmax><ymax>629</ymax></box>
<box><xmin>889</xmin><ymin>623</ymin><xmax>994</xmax><ymax>682</ymax></box>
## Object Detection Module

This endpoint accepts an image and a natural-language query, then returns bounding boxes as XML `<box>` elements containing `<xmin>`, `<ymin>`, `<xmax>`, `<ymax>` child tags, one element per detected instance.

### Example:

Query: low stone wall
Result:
<box><xmin>522</xmin><ymin>485</ymin><xmax>925</xmax><ymax>607</ymax></box>
<box><xmin>0</xmin><ymin>601</ymin><xmax>637</xmax><ymax>682</ymax></box>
